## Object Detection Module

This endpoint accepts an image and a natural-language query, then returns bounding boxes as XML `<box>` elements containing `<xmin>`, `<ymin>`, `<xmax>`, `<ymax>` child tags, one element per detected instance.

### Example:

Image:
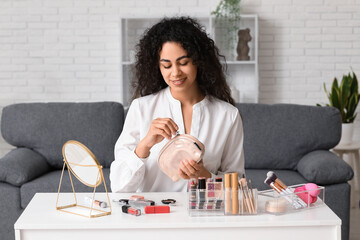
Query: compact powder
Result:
<box><xmin>265</xmin><ymin>199</ymin><xmax>287</xmax><ymax>214</ymax></box>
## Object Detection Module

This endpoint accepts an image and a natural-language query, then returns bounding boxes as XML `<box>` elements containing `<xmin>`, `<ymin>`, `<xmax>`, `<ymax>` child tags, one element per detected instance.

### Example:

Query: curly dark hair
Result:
<box><xmin>132</xmin><ymin>16</ymin><xmax>235</xmax><ymax>106</ymax></box>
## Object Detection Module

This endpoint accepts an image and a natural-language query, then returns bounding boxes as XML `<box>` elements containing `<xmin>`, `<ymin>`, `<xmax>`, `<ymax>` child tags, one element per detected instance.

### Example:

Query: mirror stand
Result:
<box><xmin>56</xmin><ymin>158</ymin><xmax>112</xmax><ymax>218</ymax></box>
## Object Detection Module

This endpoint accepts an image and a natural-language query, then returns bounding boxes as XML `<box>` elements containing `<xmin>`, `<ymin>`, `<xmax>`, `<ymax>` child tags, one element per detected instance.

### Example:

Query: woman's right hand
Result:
<box><xmin>135</xmin><ymin>118</ymin><xmax>178</xmax><ymax>158</ymax></box>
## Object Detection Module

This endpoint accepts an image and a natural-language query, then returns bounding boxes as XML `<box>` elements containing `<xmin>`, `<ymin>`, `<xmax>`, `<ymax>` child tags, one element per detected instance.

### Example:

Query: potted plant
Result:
<box><xmin>317</xmin><ymin>71</ymin><xmax>359</xmax><ymax>145</ymax></box>
<box><xmin>211</xmin><ymin>0</ymin><xmax>241</xmax><ymax>60</ymax></box>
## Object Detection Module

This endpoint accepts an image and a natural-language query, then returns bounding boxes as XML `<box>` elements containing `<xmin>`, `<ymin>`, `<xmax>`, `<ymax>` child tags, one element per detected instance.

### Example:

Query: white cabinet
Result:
<box><xmin>120</xmin><ymin>15</ymin><xmax>258</xmax><ymax>106</ymax></box>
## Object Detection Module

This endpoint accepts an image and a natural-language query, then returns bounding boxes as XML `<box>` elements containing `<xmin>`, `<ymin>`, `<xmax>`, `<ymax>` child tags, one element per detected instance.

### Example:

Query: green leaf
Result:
<box><xmin>321</xmin><ymin>70</ymin><xmax>359</xmax><ymax>123</ymax></box>
<box><xmin>331</xmin><ymin>86</ymin><xmax>341</xmax><ymax>110</ymax></box>
<box><xmin>340</xmin><ymin>74</ymin><xmax>351</xmax><ymax>110</ymax></box>
<box><xmin>347</xmin><ymin>113</ymin><xmax>357</xmax><ymax>123</ymax></box>
<box><xmin>349</xmin><ymin>93</ymin><xmax>358</xmax><ymax>113</ymax></box>
<box><xmin>350</xmin><ymin>71</ymin><xmax>359</xmax><ymax>98</ymax></box>
<box><xmin>332</xmin><ymin>77</ymin><xmax>339</xmax><ymax>90</ymax></box>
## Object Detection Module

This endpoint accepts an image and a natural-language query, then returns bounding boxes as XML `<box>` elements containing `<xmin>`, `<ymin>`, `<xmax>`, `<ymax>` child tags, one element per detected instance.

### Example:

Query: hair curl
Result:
<box><xmin>132</xmin><ymin>16</ymin><xmax>235</xmax><ymax>106</ymax></box>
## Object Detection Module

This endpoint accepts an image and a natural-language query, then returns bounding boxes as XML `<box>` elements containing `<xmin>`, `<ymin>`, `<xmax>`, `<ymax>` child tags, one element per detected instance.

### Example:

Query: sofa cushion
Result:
<box><xmin>20</xmin><ymin>168</ymin><xmax>111</xmax><ymax>208</ymax></box>
<box><xmin>0</xmin><ymin>148</ymin><xmax>51</xmax><ymax>186</ymax></box>
<box><xmin>237</xmin><ymin>104</ymin><xmax>341</xmax><ymax>170</ymax></box>
<box><xmin>297</xmin><ymin>150</ymin><xmax>354</xmax><ymax>185</ymax></box>
<box><xmin>245</xmin><ymin>169</ymin><xmax>308</xmax><ymax>191</ymax></box>
<box><xmin>1</xmin><ymin>102</ymin><xmax>124</xmax><ymax>169</ymax></box>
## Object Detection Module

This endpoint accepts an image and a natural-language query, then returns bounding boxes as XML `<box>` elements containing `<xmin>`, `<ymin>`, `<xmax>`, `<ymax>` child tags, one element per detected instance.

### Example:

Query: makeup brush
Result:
<box><xmin>267</xmin><ymin>171</ymin><xmax>307</xmax><ymax>208</ymax></box>
<box><xmin>267</xmin><ymin>171</ymin><xmax>288</xmax><ymax>190</ymax></box>
<box><xmin>238</xmin><ymin>181</ymin><xmax>248</xmax><ymax>213</ymax></box>
<box><xmin>240</xmin><ymin>178</ymin><xmax>255</xmax><ymax>213</ymax></box>
<box><xmin>264</xmin><ymin>177</ymin><xmax>302</xmax><ymax>209</ymax></box>
<box><xmin>264</xmin><ymin>177</ymin><xmax>281</xmax><ymax>193</ymax></box>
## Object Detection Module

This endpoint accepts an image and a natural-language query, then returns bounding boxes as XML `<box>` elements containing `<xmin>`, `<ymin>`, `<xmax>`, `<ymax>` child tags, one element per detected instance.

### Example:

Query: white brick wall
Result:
<box><xmin>0</xmin><ymin>0</ymin><xmax>359</xmax><ymax>157</ymax></box>
<box><xmin>241</xmin><ymin>0</ymin><xmax>360</xmax><ymax>140</ymax></box>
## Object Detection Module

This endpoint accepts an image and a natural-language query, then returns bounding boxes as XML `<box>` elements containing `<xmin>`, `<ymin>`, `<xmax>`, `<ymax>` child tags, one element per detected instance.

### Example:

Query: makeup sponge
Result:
<box><xmin>304</xmin><ymin>183</ymin><xmax>321</xmax><ymax>197</ymax></box>
<box><xmin>294</xmin><ymin>186</ymin><xmax>317</xmax><ymax>204</ymax></box>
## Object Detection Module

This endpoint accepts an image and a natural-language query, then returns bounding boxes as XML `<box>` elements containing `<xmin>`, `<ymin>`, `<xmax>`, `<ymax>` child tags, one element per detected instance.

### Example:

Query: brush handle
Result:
<box><xmin>285</xmin><ymin>188</ymin><xmax>307</xmax><ymax>207</ymax></box>
<box><xmin>270</xmin><ymin>183</ymin><xmax>302</xmax><ymax>209</ymax></box>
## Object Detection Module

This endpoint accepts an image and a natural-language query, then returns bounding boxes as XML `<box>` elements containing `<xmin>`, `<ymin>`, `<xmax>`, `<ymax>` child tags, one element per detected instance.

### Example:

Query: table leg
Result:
<box><xmin>336</xmin><ymin>151</ymin><xmax>356</xmax><ymax>208</ymax></box>
<box><xmin>15</xmin><ymin>229</ymin><xmax>21</xmax><ymax>240</ymax></box>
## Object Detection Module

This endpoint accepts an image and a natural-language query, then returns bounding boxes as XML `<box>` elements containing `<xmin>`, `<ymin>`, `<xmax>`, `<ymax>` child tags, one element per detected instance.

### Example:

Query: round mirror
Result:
<box><xmin>62</xmin><ymin>140</ymin><xmax>102</xmax><ymax>187</ymax></box>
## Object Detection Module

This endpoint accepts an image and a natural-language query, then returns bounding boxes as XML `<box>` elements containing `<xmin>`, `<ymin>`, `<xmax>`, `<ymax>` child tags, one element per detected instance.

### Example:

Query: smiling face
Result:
<box><xmin>159</xmin><ymin>42</ymin><xmax>198</xmax><ymax>97</ymax></box>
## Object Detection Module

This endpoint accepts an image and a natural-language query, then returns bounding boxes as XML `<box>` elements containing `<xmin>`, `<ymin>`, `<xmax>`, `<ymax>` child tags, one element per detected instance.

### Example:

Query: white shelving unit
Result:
<box><xmin>120</xmin><ymin>15</ymin><xmax>258</xmax><ymax>106</ymax></box>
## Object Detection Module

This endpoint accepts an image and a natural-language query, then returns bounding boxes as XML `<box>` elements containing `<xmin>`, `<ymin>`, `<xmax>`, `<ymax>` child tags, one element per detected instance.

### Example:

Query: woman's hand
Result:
<box><xmin>135</xmin><ymin>118</ymin><xmax>178</xmax><ymax>158</ymax></box>
<box><xmin>178</xmin><ymin>159</ymin><xmax>211</xmax><ymax>179</ymax></box>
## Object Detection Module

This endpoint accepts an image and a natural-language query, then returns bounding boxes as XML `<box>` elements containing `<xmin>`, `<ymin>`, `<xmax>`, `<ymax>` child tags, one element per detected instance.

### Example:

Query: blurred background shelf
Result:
<box><xmin>119</xmin><ymin>15</ymin><xmax>258</xmax><ymax>106</ymax></box>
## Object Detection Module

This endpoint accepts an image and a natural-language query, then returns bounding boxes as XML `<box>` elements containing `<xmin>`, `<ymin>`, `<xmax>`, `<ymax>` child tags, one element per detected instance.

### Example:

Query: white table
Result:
<box><xmin>15</xmin><ymin>192</ymin><xmax>341</xmax><ymax>240</ymax></box>
<box><xmin>334</xmin><ymin>142</ymin><xmax>360</xmax><ymax>208</ymax></box>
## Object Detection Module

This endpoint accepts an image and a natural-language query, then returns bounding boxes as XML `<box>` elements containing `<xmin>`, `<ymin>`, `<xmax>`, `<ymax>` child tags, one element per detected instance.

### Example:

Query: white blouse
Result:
<box><xmin>110</xmin><ymin>87</ymin><xmax>245</xmax><ymax>193</ymax></box>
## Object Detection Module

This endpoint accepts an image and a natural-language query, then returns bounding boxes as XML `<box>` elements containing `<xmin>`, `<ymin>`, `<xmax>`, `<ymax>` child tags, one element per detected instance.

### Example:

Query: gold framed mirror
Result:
<box><xmin>56</xmin><ymin>140</ymin><xmax>111</xmax><ymax>218</ymax></box>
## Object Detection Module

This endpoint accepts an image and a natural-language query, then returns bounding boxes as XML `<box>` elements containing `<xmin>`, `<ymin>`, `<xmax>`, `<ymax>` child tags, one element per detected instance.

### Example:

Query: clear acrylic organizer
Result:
<box><xmin>224</xmin><ymin>189</ymin><xmax>258</xmax><ymax>215</ymax></box>
<box><xmin>187</xmin><ymin>187</ymin><xmax>258</xmax><ymax>217</ymax></box>
<box><xmin>187</xmin><ymin>188</ymin><xmax>225</xmax><ymax>217</ymax></box>
<box><xmin>257</xmin><ymin>184</ymin><xmax>325</xmax><ymax>215</ymax></box>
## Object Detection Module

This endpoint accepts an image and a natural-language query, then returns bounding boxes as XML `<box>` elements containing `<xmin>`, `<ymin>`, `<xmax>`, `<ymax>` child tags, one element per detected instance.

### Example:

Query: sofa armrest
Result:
<box><xmin>297</xmin><ymin>150</ymin><xmax>353</xmax><ymax>185</ymax></box>
<box><xmin>0</xmin><ymin>148</ymin><xmax>51</xmax><ymax>187</ymax></box>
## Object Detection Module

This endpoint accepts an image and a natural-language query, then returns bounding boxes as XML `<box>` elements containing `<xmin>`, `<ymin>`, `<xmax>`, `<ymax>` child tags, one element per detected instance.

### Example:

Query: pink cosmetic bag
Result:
<box><xmin>158</xmin><ymin>134</ymin><xmax>205</xmax><ymax>182</ymax></box>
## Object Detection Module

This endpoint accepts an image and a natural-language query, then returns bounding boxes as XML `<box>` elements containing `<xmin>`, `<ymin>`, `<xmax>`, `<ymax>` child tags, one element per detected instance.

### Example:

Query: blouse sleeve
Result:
<box><xmin>217</xmin><ymin>110</ymin><xmax>245</xmax><ymax>177</ymax></box>
<box><xmin>110</xmin><ymin>99</ymin><xmax>147</xmax><ymax>193</ymax></box>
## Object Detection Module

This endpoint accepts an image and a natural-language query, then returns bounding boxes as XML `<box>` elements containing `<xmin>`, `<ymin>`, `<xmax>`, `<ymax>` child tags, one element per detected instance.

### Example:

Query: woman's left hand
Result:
<box><xmin>178</xmin><ymin>159</ymin><xmax>211</xmax><ymax>179</ymax></box>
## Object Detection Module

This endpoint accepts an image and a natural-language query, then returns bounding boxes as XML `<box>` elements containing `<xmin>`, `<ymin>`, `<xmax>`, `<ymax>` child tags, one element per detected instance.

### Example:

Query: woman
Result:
<box><xmin>110</xmin><ymin>17</ymin><xmax>244</xmax><ymax>193</ymax></box>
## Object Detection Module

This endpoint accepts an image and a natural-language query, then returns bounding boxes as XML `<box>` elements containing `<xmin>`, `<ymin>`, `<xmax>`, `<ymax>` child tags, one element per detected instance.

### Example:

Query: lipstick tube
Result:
<box><xmin>84</xmin><ymin>196</ymin><xmax>107</xmax><ymax>208</ymax></box>
<box><xmin>122</xmin><ymin>205</ymin><xmax>141</xmax><ymax>216</ymax></box>
<box><xmin>189</xmin><ymin>178</ymin><xmax>197</xmax><ymax>209</ymax></box>
<box><xmin>198</xmin><ymin>177</ymin><xmax>206</xmax><ymax>209</ymax></box>
<box><xmin>231</xmin><ymin>173</ymin><xmax>239</xmax><ymax>214</ymax></box>
<box><xmin>224</xmin><ymin>173</ymin><xmax>232</xmax><ymax>214</ymax></box>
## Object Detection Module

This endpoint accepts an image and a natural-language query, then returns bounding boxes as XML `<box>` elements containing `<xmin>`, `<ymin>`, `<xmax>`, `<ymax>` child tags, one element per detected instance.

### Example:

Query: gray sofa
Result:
<box><xmin>0</xmin><ymin>102</ymin><xmax>354</xmax><ymax>240</ymax></box>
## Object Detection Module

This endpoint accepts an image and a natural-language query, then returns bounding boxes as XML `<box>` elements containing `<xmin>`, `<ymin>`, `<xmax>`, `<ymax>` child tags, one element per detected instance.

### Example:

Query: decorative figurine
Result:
<box><xmin>236</xmin><ymin>28</ymin><xmax>252</xmax><ymax>61</ymax></box>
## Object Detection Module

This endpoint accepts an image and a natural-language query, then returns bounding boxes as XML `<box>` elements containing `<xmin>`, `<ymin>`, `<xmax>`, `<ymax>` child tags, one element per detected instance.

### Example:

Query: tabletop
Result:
<box><xmin>15</xmin><ymin>192</ymin><xmax>341</xmax><ymax>230</ymax></box>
